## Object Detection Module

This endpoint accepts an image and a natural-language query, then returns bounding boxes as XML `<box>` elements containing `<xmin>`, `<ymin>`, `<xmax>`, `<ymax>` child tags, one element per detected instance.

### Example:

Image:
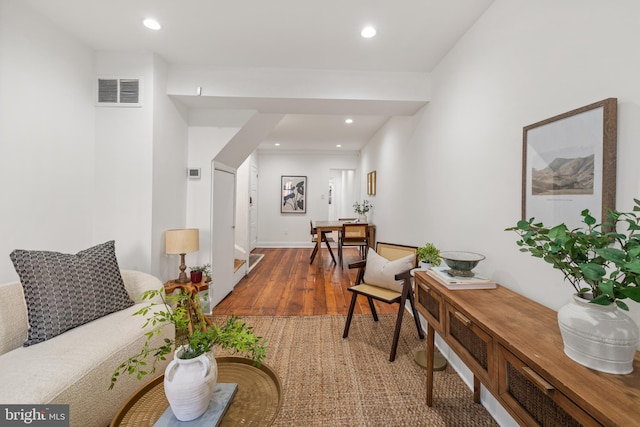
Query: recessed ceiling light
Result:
<box><xmin>361</xmin><ymin>26</ymin><xmax>376</xmax><ymax>38</ymax></box>
<box><xmin>275</xmin><ymin>143</ymin><xmax>280</xmax><ymax>146</ymax></box>
<box><xmin>345</xmin><ymin>118</ymin><xmax>353</xmax><ymax>124</ymax></box>
<box><xmin>143</xmin><ymin>18</ymin><xmax>162</xmax><ymax>30</ymax></box>
<box><xmin>336</xmin><ymin>144</ymin><xmax>342</xmax><ymax>148</ymax></box>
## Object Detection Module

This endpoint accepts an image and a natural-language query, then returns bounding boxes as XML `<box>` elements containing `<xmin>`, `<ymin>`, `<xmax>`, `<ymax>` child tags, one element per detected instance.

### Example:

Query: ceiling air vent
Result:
<box><xmin>97</xmin><ymin>78</ymin><xmax>142</xmax><ymax>107</ymax></box>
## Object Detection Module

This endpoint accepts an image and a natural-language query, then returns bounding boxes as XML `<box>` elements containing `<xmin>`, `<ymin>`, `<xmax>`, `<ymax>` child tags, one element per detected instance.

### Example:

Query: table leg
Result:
<box><xmin>473</xmin><ymin>375</ymin><xmax>481</xmax><ymax>404</ymax></box>
<box><xmin>426</xmin><ymin>324</ymin><xmax>435</xmax><ymax>407</ymax></box>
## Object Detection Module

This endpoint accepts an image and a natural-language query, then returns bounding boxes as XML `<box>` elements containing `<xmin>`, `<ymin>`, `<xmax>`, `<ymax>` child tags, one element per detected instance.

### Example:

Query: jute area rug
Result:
<box><xmin>213</xmin><ymin>314</ymin><xmax>498</xmax><ymax>427</ymax></box>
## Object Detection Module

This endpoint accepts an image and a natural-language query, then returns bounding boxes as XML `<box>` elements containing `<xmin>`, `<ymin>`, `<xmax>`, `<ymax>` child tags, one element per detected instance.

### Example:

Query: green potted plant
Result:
<box><xmin>189</xmin><ymin>263</ymin><xmax>211</xmax><ymax>283</ymax></box>
<box><xmin>110</xmin><ymin>288</ymin><xmax>267</xmax><ymax>420</ymax></box>
<box><xmin>506</xmin><ymin>200</ymin><xmax>640</xmax><ymax>374</ymax></box>
<box><xmin>417</xmin><ymin>243</ymin><xmax>441</xmax><ymax>269</ymax></box>
<box><xmin>353</xmin><ymin>200</ymin><xmax>373</xmax><ymax>222</ymax></box>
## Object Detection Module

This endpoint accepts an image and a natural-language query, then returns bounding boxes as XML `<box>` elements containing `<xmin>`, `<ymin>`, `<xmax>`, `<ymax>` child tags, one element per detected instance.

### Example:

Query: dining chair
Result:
<box><xmin>338</xmin><ymin>223</ymin><xmax>369</xmax><ymax>267</ymax></box>
<box><xmin>309</xmin><ymin>221</ymin><xmax>336</xmax><ymax>264</ymax></box>
<box><xmin>342</xmin><ymin>242</ymin><xmax>423</xmax><ymax>361</ymax></box>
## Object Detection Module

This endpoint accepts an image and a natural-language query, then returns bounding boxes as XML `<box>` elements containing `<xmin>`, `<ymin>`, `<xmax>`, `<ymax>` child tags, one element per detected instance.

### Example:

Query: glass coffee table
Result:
<box><xmin>111</xmin><ymin>357</ymin><xmax>282</xmax><ymax>427</ymax></box>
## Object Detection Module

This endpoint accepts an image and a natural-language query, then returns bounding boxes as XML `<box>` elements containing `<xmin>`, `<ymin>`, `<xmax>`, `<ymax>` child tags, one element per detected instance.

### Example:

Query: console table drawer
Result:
<box><xmin>497</xmin><ymin>345</ymin><xmax>600</xmax><ymax>427</ymax></box>
<box><xmin>415</xmin><ymin>276</ymin><xmax>445</xmax><ymax>334</ymax></box>
<box><xmin>445</xmin><ymin>303</ymin><xmax>493</xmax><ymax>386</ymax></box>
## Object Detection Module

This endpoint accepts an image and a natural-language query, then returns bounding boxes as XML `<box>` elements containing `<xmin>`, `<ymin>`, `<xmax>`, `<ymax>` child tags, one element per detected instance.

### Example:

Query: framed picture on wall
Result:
<box><xmin>367</xmin><ymin>170</ymin><xmax>377</xmax><ymax>196</ymax></box>
<box><xmin>281</xmin><ymin>175</ymin><xmax>307</xmax><ymax>214</ymax></box>
<box><xmin>522</xmin><ymin>98</ymin><xmax>617</xmax><ymax>229</ymax></box>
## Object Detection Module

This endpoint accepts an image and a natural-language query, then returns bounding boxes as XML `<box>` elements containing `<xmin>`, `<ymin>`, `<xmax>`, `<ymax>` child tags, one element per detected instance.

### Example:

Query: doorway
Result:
<box><xmin>328</xmin><ymin>168</ymin><xmax>357</xmax><ymax>221</ymax></box>
<box><xmin>211</xmin><ymin>165</ymin><xmax>236</xmax><ymax>308</ymax></box>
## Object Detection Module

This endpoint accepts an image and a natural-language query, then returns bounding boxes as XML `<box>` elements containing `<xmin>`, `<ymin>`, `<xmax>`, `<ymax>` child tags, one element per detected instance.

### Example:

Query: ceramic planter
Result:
<box><xmin>557</xmin><ymin>294</ymin><xmax>639</xmax><ymax>374</ymax></box>
<box><xmin>164</xmin><ymin>348</ymin><xmax>217</xmax><ymax>421</ymax></box>
<box><xmin>418</xmin><ymin>261</ymin><xmax>432</xmax><ymax>270</ymax></box>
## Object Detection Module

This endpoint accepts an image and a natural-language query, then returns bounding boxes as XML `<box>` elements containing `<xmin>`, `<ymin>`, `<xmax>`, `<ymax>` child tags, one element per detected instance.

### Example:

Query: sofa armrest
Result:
<box><xmin>120</xmin><ymin>270</ymin><xmax>164</xmax><ymax>304</ymax></box>
<box><xmin>0</xmin><ymin>282</ymin><xmax>28</xmax><ymax>355</ymax></box>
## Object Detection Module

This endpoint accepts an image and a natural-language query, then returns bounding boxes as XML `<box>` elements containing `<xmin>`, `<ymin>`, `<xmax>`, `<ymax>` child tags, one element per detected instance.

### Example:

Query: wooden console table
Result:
<box><xmin>413</xmin><ymin>271</ymin><xmax>640</xmax><ymax>426</ymax></box>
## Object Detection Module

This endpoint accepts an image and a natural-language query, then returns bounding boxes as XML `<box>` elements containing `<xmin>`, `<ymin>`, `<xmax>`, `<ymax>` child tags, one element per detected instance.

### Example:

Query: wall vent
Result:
<box><xmin>188</xmin><ymin>168</ymin><xmax>201</xmax><ymax>180</ymax></box>
<box><xmin>97</xmin><ymin>78</ymin><xmax>142</xmax><ymax>107</ymax></box>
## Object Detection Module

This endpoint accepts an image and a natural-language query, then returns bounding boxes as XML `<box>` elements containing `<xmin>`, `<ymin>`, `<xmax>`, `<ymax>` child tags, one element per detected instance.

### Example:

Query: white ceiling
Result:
<box><xmin>25</xmin><ymin>0</ymin><xmax>494</xmax><ymax>151</ymax></box>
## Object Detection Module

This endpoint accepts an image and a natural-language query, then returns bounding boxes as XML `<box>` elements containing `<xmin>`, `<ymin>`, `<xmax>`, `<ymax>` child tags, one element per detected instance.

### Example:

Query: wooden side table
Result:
<box><xmin>111</xmin><ymin>357</ymin><xmax>282</xmax><ymax>427</ymax></box>
<box><xmin>163</xmin><ymin>280</ymin><xmax>211</xmax><ymax>335</ymax></box>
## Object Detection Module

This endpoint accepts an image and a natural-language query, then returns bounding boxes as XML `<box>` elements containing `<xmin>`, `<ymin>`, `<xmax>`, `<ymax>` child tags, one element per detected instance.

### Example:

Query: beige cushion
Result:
<box><xmin>363</xmin><ymin>248</ymin><xmax>414</xmax><ymax>293</ymax></box>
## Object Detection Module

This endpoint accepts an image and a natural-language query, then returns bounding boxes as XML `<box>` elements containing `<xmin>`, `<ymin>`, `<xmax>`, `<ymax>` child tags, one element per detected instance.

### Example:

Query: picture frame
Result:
<box><xmin>281</xmin><ymin>176</ymin><xmax>307</xmax><ymax>214</ymax></box>
<box><xmin>522</xmin><ymin>98</ymin><xmax>617</xmax><ymax>229</ymax></box>
<box><xmin>367</xmin><ymin>171</ymin><xmax>376</xmax><ymax>196</ymax></box>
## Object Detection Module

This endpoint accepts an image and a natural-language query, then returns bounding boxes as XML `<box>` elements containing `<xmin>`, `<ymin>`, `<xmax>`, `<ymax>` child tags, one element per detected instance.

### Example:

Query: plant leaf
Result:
<box><xmin>580</xmin><ymin>263</ymin><xmax>606</xmax><ymax>281</ymax></box>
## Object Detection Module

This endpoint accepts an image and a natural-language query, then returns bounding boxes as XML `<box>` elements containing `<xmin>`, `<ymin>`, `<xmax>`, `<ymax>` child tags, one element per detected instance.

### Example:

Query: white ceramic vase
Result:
<box><xmin>358</xmin><ymin>213</ymin><xmax>367</xmax><ymax>222</ymax></box>
<box><xmin>164</xmin><ymin>348</ymin><xmax>218</xmax><ymax>421</ymax></box>
<box><xmin>557</xmin><ymin>294</ymin><xmax>639</xmax><ymax>374</ymax></box>
<box><xmin>419</xmin><ymin>261</ymin><xmax>432</xmax><ymax>270</ymax></box>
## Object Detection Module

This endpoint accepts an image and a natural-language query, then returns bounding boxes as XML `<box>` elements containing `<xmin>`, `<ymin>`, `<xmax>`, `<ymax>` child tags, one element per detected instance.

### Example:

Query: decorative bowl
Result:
<box><xmin>439</xmin><ymin>251</ymin><xmax>485</xmax><ymax>277</ymax></box>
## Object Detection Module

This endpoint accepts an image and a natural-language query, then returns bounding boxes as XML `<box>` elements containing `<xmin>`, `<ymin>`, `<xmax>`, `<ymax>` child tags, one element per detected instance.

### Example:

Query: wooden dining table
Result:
<box><xmin>313</xmin><ymin>220</ymin><xmax>376</xmax><ymax>263</ymax></box>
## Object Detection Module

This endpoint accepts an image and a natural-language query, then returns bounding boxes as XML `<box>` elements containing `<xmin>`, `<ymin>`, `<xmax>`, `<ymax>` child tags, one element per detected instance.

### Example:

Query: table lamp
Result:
<box><xmin>165</xmin><ymin>228</ymin><xmax>199</xmax><ymax>283</ymax></box>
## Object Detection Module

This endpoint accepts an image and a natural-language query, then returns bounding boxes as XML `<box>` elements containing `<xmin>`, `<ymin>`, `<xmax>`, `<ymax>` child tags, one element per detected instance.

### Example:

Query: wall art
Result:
<box><xmin>367</xmin><ymin>171</ymin><xmax>376</xmax><ymax>196</ymax></box>
<box><xmin>281</xmin><ymin>175</ymin><xmax>307</xmax><ymax>214</ymax></box>
<box><xmin>522</xmin><ymin>98</ymin><xmax>617</xmax><ymax>229</ymax></box>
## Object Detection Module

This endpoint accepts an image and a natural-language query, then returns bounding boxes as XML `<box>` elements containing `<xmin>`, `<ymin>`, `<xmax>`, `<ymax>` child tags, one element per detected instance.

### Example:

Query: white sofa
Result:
<box><xmin>0</xmin><ymin>270</ymin><xmax>175</xmax><ymax>427</ymax></box>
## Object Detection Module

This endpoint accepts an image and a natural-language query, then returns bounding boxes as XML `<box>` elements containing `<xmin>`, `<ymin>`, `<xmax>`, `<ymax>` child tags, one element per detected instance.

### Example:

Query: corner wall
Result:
<box><xmin>0</xmin><ymin>0</ymin><xmax>95</xmax><ymax>283</ymax></box>
<box><xmin>361</xmin><ymin>1</ymin><xmax>640</xmax><ymax>424</ymax></box>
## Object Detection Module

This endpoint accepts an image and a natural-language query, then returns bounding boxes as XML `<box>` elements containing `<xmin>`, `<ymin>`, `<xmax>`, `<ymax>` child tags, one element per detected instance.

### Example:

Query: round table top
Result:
<box><xmin>111</xmin><ymin>356</ymin><xmax>282</xmax><ymax>427</ymax></box>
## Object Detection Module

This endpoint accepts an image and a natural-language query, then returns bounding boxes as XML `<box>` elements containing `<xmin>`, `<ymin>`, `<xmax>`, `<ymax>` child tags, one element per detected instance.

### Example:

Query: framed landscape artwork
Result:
<box><xmin>522</xmin><ymin>98</ymin><xmax>617</xmax><ymax>230</ymax></box>
<box><xmin>281</xmin><ymin>175</ymin><xmax>307</xmax><ymax>214</ymax></box>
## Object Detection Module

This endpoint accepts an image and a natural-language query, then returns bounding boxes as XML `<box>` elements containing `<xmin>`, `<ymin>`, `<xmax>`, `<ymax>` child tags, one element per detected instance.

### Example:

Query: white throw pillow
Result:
<box><xmin>363</xmin><ymin>248</ymin><xmax>415</xmax><ymax>293</ymax></box>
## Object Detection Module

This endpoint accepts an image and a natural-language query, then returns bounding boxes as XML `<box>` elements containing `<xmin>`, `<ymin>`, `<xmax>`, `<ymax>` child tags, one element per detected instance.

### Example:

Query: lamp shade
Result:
<box><xmin>165</xmin><ymin>229</ymin><xmax>199</xmax><ymax>254</ymax></box>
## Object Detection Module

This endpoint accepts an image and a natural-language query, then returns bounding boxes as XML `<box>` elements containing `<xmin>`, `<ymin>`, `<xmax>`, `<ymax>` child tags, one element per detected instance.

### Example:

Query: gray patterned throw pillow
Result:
<box><xmin>10</xmin><ymin>240</ymin><xmax>134</xmax><ymax>346</ymax></box>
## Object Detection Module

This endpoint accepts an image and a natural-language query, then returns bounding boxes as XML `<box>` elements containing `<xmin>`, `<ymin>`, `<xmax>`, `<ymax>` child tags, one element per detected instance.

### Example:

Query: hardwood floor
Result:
<box><xmin>214</xmin><ymin>247</ymin><xmax>397</xmax><ymax>316</ymax></box>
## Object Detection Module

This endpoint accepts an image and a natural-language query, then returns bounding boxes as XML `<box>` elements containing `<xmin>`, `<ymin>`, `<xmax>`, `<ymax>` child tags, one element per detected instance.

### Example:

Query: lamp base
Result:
<box><xmin>175</xmin><ymin>253</ymin><xmax>190</xmax><ymax>283</ymax></box>
<box><xmin>175</xmin><ymin>272</ymin><xmax>190</xmax><ymax>284</ymax></box>
<box><xmin>414</xmin><ymin>349</ymin><xmax>447</xmax><ymax>371</ymax></box>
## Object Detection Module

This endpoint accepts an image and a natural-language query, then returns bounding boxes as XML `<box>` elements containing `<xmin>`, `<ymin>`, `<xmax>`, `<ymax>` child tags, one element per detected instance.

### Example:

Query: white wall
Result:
<box><xmin>151</xmin><ymin>56</ymin><xmax>189</xmax><ymax>281</ymax></box>
<box><xmin>186</xmin><ymin>126</ymin><xmax>241</xmax><ymax>268</ymax></box>
<box><xmin>0</xmin><ymin>2</ymin><xmax>189</xmax><ymax>284</ymax></box>
<box><xmin>257</xmin><ymin>151</ymin><xmax>360</xmax><ymax>247</ymax></box>
<box><xmin>93</xmin><ymin>52</ymin><xmax>155</xmax><ymax>273</ymax></box>
<box><xmin>361</xmin><ymin>1</ymin><xmax>640</xmax><ymax>424</ymax></box>
<box><xmin>0</xmin><ymin>0</ymin><xmax>95</xmax><ymax>283</ymax></box>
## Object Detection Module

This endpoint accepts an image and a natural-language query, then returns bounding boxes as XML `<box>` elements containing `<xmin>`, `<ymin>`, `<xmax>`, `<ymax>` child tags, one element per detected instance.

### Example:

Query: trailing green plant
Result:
<box><xmin>506</xmin><ymin>199</ymin><xmax>640</xmax><ymax>311</ymax></box>
<box><xmin>417</xmin><ymin>242</ymin><xmax>441</xmax><ymax>266</ymax></box>
<box><xmin>353</xmin><ymin>200</ymin><xmax>373</xmax><ymax>215</ymax></box>
<box><xmin>109</xmin><ymin>288</ymin><xmax>267</xmax><ymax>390</ymax></box>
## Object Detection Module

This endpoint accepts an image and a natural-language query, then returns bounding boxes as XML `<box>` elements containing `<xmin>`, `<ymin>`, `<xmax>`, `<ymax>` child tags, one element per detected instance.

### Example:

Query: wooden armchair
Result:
<box><xmin>338</xmin><ymin>222</ymin><xmax>369</xmax><ymax>266</ymax></box>
<box><xmin>310</xmin><ymin>220</ymin><xmax>336</xmax><ymax>264</ymax></box>
<box><xmin>342</xmin><ymin>242</ymin><xmax>424</xmax><ymax>361</ymax></box>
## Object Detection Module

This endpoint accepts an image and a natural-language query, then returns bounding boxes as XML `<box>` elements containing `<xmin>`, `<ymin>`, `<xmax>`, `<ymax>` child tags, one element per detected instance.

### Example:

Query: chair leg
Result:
<box><xmin>389</xmin><ymin>306</ymin><xmax>405</xmax><ymax>362</ymax></box>
<box><xmin>310</xmin><ymin>241</ymin><xmax>318</xmax><ymax>264</ymax></box>
<box><xmin>343</xmin><ymin>292</ymin><xmax>358</xmax><ymax>338</ymax></box>
<box><xmin>390</xmin><ymin>287</ymin><xmax>410</xmax><ymax>362</ymax></box>
<box><xmin>367</xmin><ymin>297</ymin><xmax>378</xmax><ymax>321</ymax></box>
<box><xmin>338</xmin><ymin>239</ymin><xmax>343</xmax><ymax>267</ymax></box>
<box><xmin>322</xmin><ymin>233</ymin><xmax>336</xmax><ymax>264</ymax></box>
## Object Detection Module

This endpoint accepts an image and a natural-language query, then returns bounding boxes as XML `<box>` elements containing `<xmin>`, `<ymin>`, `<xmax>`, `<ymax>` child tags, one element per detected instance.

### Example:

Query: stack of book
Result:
<box><xmin>426</xmin><ymin>266</ymin><xmax>497</xmax><ymax>290</ymax></box>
